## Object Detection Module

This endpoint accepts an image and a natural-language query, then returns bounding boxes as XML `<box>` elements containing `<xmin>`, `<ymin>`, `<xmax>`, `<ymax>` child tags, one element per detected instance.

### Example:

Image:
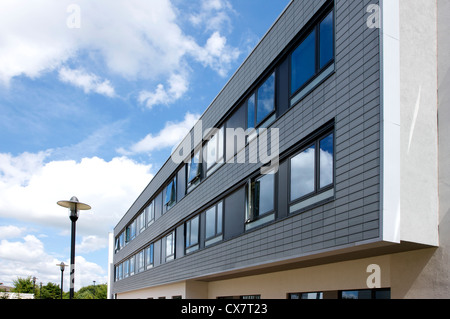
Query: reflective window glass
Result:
<box><xmin>290</xmin><ymin>145</ymin><xmax>316</xmax><ymax>200</ymax></box>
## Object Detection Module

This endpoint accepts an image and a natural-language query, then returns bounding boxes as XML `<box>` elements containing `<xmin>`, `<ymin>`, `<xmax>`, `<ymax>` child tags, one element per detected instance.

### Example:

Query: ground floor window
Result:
<box><xmin>339</xmin><ymin>288</ymin><xmax>390</xmax><ymax>299</ymax></box>
<box><xmin>287</xmin><ymin>289</ymin><xmax>390</xmax><ymax>299</ymax></box>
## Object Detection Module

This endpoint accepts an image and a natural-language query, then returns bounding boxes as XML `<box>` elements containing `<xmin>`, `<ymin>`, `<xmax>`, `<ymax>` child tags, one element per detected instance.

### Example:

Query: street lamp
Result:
<box><xmin>57</xmin><ymin>196</ymin><xmax>91</xmax><ymax>299</ymax></box>
<box><xmin>56</xmin><ymin>262</ymin><xmax>67</xmax><ymax>299</ymax></box>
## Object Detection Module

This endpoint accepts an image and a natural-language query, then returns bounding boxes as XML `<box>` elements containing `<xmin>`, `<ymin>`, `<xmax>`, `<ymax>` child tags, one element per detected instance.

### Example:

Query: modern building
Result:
<box><xmin>109</xmin><ymin>0</ymin><xmax>450</xmax><ymax>299</ymax></box>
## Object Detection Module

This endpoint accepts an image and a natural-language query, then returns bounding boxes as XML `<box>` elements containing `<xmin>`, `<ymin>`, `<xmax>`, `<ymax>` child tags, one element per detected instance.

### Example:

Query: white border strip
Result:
<box><xmin>380</xmin><ymin>0</ymin><xmax>401</xmax><ymax>243</ymax></box>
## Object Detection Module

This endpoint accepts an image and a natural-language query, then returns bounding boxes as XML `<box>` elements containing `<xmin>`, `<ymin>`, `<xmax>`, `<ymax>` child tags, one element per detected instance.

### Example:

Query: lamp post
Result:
<box><xmin>32</xmin><ymin>276</ymin><xmax>36</xmax><ymax>297</ymax></box>
<box><xmin>56</xmin><ymin>262</ymin><xmax>67</xmax><ymax>299</ymax></box>
<box><xmin>57</xmin><ymin>196</ymin><xmax>91</xmax><ymax>299</ymax></box>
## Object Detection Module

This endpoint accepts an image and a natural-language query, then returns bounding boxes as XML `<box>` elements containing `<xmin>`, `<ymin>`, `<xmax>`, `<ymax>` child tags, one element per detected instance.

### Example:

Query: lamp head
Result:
<box><xmin>57</xmin><ymin>196</ymin><xmax>91</xmax><ymax>221</ymax></box>
<box><xmin>56</xmin><ymin>262</ymin><xmax>66</xmax><ymax>272</ymax></box>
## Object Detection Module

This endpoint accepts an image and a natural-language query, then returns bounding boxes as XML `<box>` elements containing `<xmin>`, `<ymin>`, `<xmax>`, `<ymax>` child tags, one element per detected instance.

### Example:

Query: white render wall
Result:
<box><xmin>381</xmin><ymin>0</ymin><xmax>439</xmax><ymax>246</ymax></box>
<box><xmin>398</xmin><ymin>0</ymin><xmax>439</xmax><ymax>246</ymax></box>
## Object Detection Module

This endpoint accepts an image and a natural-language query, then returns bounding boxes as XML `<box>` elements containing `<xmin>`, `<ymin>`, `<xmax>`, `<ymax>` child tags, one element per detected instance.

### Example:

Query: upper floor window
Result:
<box><xmin>145</xmin><ymin>244</ymin><xmax>154</xmax><ymax>269</ymax></box>
<box><xmin>137</xmin><ymin>210</ymin><xmax>145</xmax><ymax>234</ymax></box>
<box><xmin>291</xmin><ymin>10</ymin><xmax>334</xmax><ymax>96</ymax></box>
<box><xmin>166</xmin><ymin>231</ymin><xmax>175</xmax><ymax>262</ymax></box>
<box><xmin>246</xmin><ymin>173</ymin><xmax>275</xmax><ymax>223</ymax></box>
<box><xmin>136</xmin><ymin>250</ymin><xmax>145</xmax><ymax>273</ymax></box>
<box><xmin>115</xmin><ymin>232</ymin><xmax>124</xmax><ymax>253</ymax></box>
<box><xmin>124</xmin><ymin>259</ymin><xmax>130</xmax><ymax>278</ymax></box>
<box><xmin>290</xmin><ymin>131</ymin><xmax>334</xmax><ymax>207</ymax></box>
<box><xmin>164</xmin><ymin>177</ymin><xmax>177</xmax><ymax>212</ymax></box>
<box><xmin>248</xmin><ymin>72</ymin><xmax>276</xmax><ymax>129</ymax></box>
<box><xmin>185</xmin><ymin>215</ymin><xmax>200</xmax><ymax>254</ymax></box>
<box><xmin>205</xmin><ymin>126</ymin><xmax>224</xmax><ymax>175</ymax></box>
<box><xmin>129</xmin><ymin>255</ymin><xmax>135</xmax><ymax>276</ymax></box>
<box><xmin>205</xmin><ymin>201</ymin><xmax>223</xmax><ymax>246</ymax></box>
<box><xmin>125</xmin><ymin>220</ymin><xmax>136</xmax><ymax>244</ymax></box>
<box><xmin>319</xmin><ymin>10</ymin><xmax>334</xmax><ymax>69</ymax></box>
<box><xmin>117</xmin><ymin>263</ymin><xmax>123</xmax><ymax>281</ymax></box>
<box><xmin>187</xmin><ymin>150</ymin><xmax>202</xmax><ymax>189</ymax></box>
<box><xmin>146</xmin><ymin>200</ymin><xmax>155</xmax><ymax>226</ymax></box>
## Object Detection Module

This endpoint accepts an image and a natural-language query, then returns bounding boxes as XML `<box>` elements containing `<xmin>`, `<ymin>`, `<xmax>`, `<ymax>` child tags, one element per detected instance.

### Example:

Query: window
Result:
<box><xmin>241</xmin><ymin>295</ymin><xmax>261</xmax><ymax>300</ymax></box>
<box><xmin>129</xmin><ymin>255</ymin><xmax>135</xmax><ymax>276</ymax></box>
<box><xmin>291</xmin><ymin>10</ymin><xmax>334</xmax><ymax>96</ymax></box>
<box><xmin>319</xmin><ymin>133</ymin><xmax>334</xmax><ymax>188</ymax></box>
<box><xmin>146</xmin><ymin>200</ymin><xmax>154</xmax><ymax>226</ymax></box>
<box><xmin>319</xmin><ymin>11</ymin><xmax>334</xmax><ymax>69</ymax></box>
<box><xmin>125</xmin><ymin>220</ymin><xmax>136</xmax><ymax>243</ymax></box>
<box><xmin>164</xmin><ymin>177</ymin><xmax>177</xmax><ymax>212</ymax></box>
<box><xmin>187</xmin><ymin>150</ymin><xmax>202</xmax><ymax>188</ymax></box>
<box><xmin>117</xmin><ymin>263</ymin><xmax>123</xmax><ymax>281</ymax></box>
<box><xmin>166</xmin><ymin>231</ymin><xmax>175</xmax><ymax>262</ymax></box>
<box><xmin>205</xmin><ymin>126</ymin><xmax>224</xmax><ymax>174</ymax></box>
<box><xmin>124</xmin><ymin>259</ymin><xmax>130</xmax><ymax>278</ymax></box>
<box><xmin>246</xmin><ymin>174</ymin><xmax>275</xmax><ymax>223</ymax></box>
<box><xmin>339</xmin><ymin>289</ymin><xmax>390</xmax><ymax>299</ymax></box>
<box><xmin>291</xmin><ymin>30</ymin><xmax>316</xmax><ymax>94</ymax></box>
<box><xmin>145</xmin><ymin>244</ymin><xmax>154</xmax><ymax>269</ymax></box>
<box><xmin>115</xmin><ymin>233</ymin><xmax>122</xmax><ymax>253</ymax></box>
<box><xmin>136</xmin><ymin>250</ymin><xmax>145</xmax><ymax>273</ymax></box>
<box><xmin>205</xmin><ymin>201</ymin><xmax>223</xmax><ymax>244</ymax></box>
<box><xmin>288</xmin><ymin>292</ymin><xmax>323</xmax><ymax>299</ymax></box>
<box><xmin>137</xmin><ymin>211</ymin><xmax>145</xmax><ymax>234</ymax></box>
<box><xmin>248</xmin><ymin>73</ymin><xmax>276</xmax><ymax>129</ymax></box>
<box><xmin>290</xmin><ymin>144</ymin><xmax>315</xmax><ymax>200</ymax></box>
<box><xmin>119</xmin><ymin>232</ymin><xmax>124</xmax><ymax>250</ymax></box>
<box><xmin>289</xmin><ymin>131</ymin><xmax>334</xmax><ymax>212</ymax></box>
<box><xmin>185</xmin><ymin>215</ymin><xmax>199</xmax><ymax>253</ymax></box>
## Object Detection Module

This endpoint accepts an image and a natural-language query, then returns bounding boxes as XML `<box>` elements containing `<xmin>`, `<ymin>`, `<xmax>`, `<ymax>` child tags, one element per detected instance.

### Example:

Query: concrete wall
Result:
<box><xmin>398</xmin><ymin>0</ymin><xmax>439</xmax><ymax>246</ymax></box>
<box><xmin>389</xmin><ymin>0</ymin><xmax>450</xmax><ymax>299</ymax></box>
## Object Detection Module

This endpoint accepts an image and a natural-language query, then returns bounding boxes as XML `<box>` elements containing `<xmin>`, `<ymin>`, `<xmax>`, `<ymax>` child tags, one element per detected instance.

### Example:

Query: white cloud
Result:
<box><xmin>58</xmin><ymin>67</ymin><xmax>116</xmax><ymax>97</ymax></box>
<box><xmin>0</xmin><ymin>151</ymin><xmax>50</xmax><ymax>187</ymax></box>
<box><xmin>0</xmin><ymin>226</ymin><xmax>26</xmax><ymax>240</ymax></box>
<box><xmin>196</xmin><ymin>31</ymin><xmax>241</xmax><ymax>77</ymax></box>
<box><xmin>0</xmin><ymin>235</ymin><xmax>106</xmax><ymax>289</ymax></box>
<box><xmin>0</xmin><ymin>235</ymin><xmax>44</xmax><ymax>263</ymax></box>
<box><xmin>189</xmin><ymin>0</ymin><xmax>234</xmax><ymax>32</ymax></box>
<box><xmin>77</xmin><ymin>235</ymin><xmax>108</xmax><ymax>254</ymax></box>
<box><xmin>0</xmin><ymin>152</ymin><xmax>151</xmax><ymax>288</ymax></box>
<box><xmin>118</xmin><ymin>112</ymin><xmax>200</xmax><ymax>155</ymax></box>
<box><xmin>0</xmin><ymin>153</ymin><xmax>153</xmax><ymax>238</ymax></box>
<box><xmin>0</xmin><ymin>0</ymin><xmax>241</xmax><ymax>105</ymax></box>
<box><xmin>138</xmin><ymin>73</ymin><xmax>189</xmax><ymax>109</ymax></box>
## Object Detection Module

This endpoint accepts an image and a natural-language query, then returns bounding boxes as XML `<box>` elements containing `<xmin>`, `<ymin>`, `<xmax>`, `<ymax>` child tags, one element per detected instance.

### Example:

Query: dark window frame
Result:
<box><xmin>246</xmin><ymin>173</ymin><xmax>276</xmax><ymax>223</ymax></box>
<box><xmin>145</xmin><ymin>243</ymin><xmax>154</xmax><ymax>269</ymax></box>
<box><xmin>289</xmin><ymin>8</ymin><xmax>335</xmax><ymax>98</ymax></box>
<box><xmin>185</xmin><ymin>215</ymin><xmax>200</xmax><ymax>253</ymax></box>
<box><xmin>164</xmin><ymin>177</ymin><xmax>177</xmax><ymax>213</ymax></box>
<box><xmin>288</xmin><ymin>129</ymin><xmax>335</xmax><ymax>205</ymax></box>
<box><xmin>146</xmin><ymin>200</ymin><xmax>155</xmax><ymax>227</ymax></box>
<box><xmin>165</xmin><ymin>231</ymin><xmax>176</xmax><ymax>262</ymax></box>
<box><xmin>338</xmin><ymin>288</ymin><xmax>391</xmax><ymax>299</ymax></box>
<box><xmin>187</xmin><ymin>149</ymin><xmax>202</xmax><ymax>188</ymax></box>
<box><xmin>205</xmin><ymin>201</ymin><xmax>223</xmax><ymax>241</ymax></box>
<box><xmin>204</xmin><ymin>126</ymin><xmax>225</xmax><ymax>175</ymax></box>
<box><xmin>247</xmin><ymin>72</ymin><xmax>277</xmax><ymax>130</ymax></box>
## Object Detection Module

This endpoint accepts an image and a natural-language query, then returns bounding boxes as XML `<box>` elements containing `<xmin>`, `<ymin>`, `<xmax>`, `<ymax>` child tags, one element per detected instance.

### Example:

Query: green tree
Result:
<box><xmin>75</xmin><ymin>283</ymin><xmax>107</xmax><ymax>299</ymax></box>
<box><xmin>12</xmin><ymin>276</ymin><xmax>35</xmax><ymax>294</ymax></box>
<box><xmin>40</xmin><ymin>282</ymin><xmax>61</xmax><ymax>299</ymax></box>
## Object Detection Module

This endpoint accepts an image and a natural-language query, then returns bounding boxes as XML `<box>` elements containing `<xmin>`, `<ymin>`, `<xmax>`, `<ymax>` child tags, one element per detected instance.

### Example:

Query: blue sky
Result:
<box><xmin>0</xmin><ymin>0</ymin><xmax>291</xmax><ymax>290</ymax></box>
